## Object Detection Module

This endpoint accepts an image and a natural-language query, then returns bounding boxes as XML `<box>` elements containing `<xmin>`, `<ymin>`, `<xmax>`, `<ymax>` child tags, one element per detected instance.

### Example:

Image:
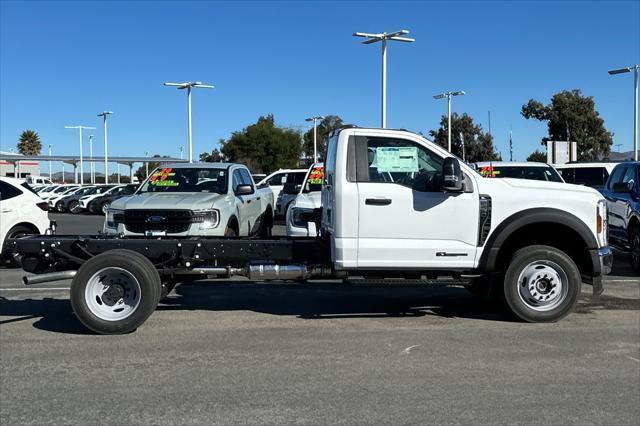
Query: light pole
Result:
<box><xmin>353</xmin><ymin>30</ymin><xmax>415</xmax><ymax>128</ymax></box>
<box><xmin>163</xmin><ymin>81</ymin><xmax>214</xmax><ymax>163</ymax></box>
<box><xmin>97</xmin><ymin>111</ymin><xmax>113</xmax><ymax>183</ymax></box>
<box><xmin>305</xmin><ymin>116</ymin><xmax>325</xmax><ymax>163</ymax></box>
<box><xmin>48</xmin><ymin>144</ymin><xmax>52</xmax><ymax>180</ymax></box>
<box><xmin>145</xmin><ymin>151</ymin><xmax>149</xmax><ymax>178</ymax></box>
<box><xmin>433</xmin><ymin>91</ymin><xmax>466</xmax><ymax>152</ymax></box>
<box><xmin>179</xmin><ymin>146</ymin><xmax>183</xmax><ymax>160</ymax></box>
<box><xmin>89</xmin><ymin>134</ymin><xmax>94</xmax><ymax>183</ymax></box>
<box><xmin>65</xmin><ymin>125</ymin><xmax>96</xmax><ymax>184</ymax></box>
<box><xmin>609</xmin><ymin>65</ymin><xmax>639</xmax><ymax>161</ymax></box>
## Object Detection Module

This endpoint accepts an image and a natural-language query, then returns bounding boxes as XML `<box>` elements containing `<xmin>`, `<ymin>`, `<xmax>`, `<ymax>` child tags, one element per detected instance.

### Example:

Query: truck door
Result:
<box><xmin>232</xmin><ymin>169</ymin><xmax>255</xmax><ymax>236</ymax></box>
<box><xmin>355</xmin><ymin>135</ymin><xmax>479</xmax><ymax>268</ymax></box>
<box><xmin>239</xmin><ymin>168</ymin><xmax>261</xmax><ymax>234</ymax></box>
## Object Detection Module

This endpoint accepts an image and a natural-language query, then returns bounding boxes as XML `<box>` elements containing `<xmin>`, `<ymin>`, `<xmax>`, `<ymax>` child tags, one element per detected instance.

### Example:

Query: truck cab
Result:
<box><xmin>322</xmin><ymin>128</ymin><xmax>611</xmax><ymax>320</ymax></box>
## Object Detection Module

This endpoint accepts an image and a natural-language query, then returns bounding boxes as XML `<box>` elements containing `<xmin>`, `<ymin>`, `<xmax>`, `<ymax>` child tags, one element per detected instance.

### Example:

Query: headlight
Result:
<box><xmin>291</xmin><ymin>207</ymin><xmax>314</xmax><ymax>228</ymax></box>
<box><xmin>195</xmin><ymin>209</ymin><xmax>220</xmax><ymax>230</ymax></box>
<box><xmin>596</xmin><ymin>199</ymin><xmax>608</xmax><ymax>248</ymax></box>
<box><xmin>106</xmin><ymin>208</ymin><xmax>124</xmax><ymax>229</ymax></box>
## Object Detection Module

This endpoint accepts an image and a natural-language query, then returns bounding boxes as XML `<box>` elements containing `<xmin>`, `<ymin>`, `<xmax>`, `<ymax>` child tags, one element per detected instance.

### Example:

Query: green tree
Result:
<box><xmin>199</xmin><ymin>147</ymin><xmax>223</xmax><ymax>162</ymax></box>
<box><xmin>220</xmin><ymin>114</ymin><xmax>301</xmax><ymax>174</ymax></box>
<box><xmin>526</xmin><ymin>150</ymin><xmax>547</xmax><ymax>162</ymax></box>
<box><xmin>429</xmin><ymin>113</ymin><xmax>500</xmax><ymax>162</ymax></box>
<box><xmin>302</xmin><ymin>115</ymin><xmax>343</xmax><ymax>163</ymax></box>
<box><xmin>17</xmin><ymin>130</ymin><xmax>42</xmax><ymax>155</ymax></box>
<box><xmin>134</xmin><ymin>155</ymin><xmax>167</xmax><ymax>181</ymax></box>
<box><xmin>521</xmin><ymin>89</ymin><xmax>613</xmax><ymax>160</ymax></box>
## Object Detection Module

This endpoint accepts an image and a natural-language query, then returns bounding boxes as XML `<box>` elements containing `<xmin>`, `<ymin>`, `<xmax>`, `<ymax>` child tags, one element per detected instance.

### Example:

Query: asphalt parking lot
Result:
<box><xmin>1</xmin><ymin>213</ymin><xmax>639</xmax><ymax>425</ymax></box>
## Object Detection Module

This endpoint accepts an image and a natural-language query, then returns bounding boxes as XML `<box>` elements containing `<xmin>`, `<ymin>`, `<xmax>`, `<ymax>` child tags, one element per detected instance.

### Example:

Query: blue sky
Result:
<box><xmin>1</xmin><ymin>0</ymin><xmax>638</xmax><ymax>174</ymax></box>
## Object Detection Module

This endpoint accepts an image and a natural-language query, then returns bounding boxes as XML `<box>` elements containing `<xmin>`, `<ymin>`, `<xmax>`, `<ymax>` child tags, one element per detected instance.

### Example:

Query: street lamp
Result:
<box><xmin>89</xmin><ymin>134</ymin><xmax>94</xmax><ymax>184</ymax></box>
<box><xmin>305</xmin><ymin>116</ymin><xmax>325</xmax><ymax>163</ymax></box>
<box><xmin>163</xmin><ymin>81</ymin><xmax>214</xmax><ymax>163</ymax></box>
<box><xmin>97</xmin><ymin>111</ymin><xmax>113</xmax><ymax>183</ymax></box>
<box><xmin>65</xmin><ymin>125</ymin><xmax>95</xmax><ymax>184</ymax></box>
<box><xmin>145</xmin><ymin>151</ymin><xmax>149</xmax><ymax>177</ymax></box>
<box><xmin>353</xmin><ymin>30</ymin><xmax>415</xmax><ymax>128</ymax></box>
<box><xmin>179</xmin><ymin>146</ymin><xmax>183</xmax><ymax>160</ymax></box>
<box><xmin>608</xmin><ymin>65</ymin><xmax>639</xmax><ymax>161</ymax></box>
<box><xmin>433</xmin><ymin>91</ymin><xmax>466</xmax><ymax>152</ymax></box>
<box><xmin>48</xmin><ymin>144</ymin><xmax>52</xmax><ymax>180</ymax></box>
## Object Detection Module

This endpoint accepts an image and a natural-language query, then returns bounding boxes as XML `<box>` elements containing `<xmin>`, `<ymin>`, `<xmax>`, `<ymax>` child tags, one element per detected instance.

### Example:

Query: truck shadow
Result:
<box><xmin>159</xmin><ymin>281</ymin><xmax>512</xmax><ymax>322</ymax></box>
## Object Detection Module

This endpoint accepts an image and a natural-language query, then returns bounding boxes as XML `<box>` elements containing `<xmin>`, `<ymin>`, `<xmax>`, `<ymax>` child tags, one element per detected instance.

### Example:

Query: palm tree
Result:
<box><xmin>17</xmin><ymin>130</ymin><xmax>42</xmax><ymax>155</ymax></box>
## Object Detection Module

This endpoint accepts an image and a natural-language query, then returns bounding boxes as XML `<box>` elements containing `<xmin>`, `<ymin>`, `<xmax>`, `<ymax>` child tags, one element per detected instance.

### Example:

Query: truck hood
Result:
<box><xmin>489</xmin><ymin>177</ymin><xmax>601</xmax><ymax>196</ymax></box>
<box><xmin>110</xmin><ymin>192</ymin><xmax>228</xmax><ymax>210</ymax></box>
<box><xmin>292</xmin><ymin>191</ymin><xmax>322</xmax><ymax>209</ymax></box>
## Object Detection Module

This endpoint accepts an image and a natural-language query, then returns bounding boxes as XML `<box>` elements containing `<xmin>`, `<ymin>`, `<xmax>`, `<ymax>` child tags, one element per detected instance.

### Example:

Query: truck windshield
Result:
<box><xmin>139</xmin><ymin>167</ymin><xmax>228</xmax><ymax>194</ymax></box>
<box><xmin>302</xmin><ymin>166</ymin><xmax>324</xmax><ymax>193</ymax></box>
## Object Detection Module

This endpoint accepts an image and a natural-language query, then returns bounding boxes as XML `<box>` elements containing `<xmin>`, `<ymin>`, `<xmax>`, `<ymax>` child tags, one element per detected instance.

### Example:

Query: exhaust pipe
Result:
<box><xmin>23</xmin><ymin>271</ymin><xmax>77</xmax><ymax>285</ymax></box>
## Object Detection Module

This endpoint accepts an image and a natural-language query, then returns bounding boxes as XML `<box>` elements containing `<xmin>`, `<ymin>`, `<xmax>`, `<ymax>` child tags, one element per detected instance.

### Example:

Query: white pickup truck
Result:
<box><xmin>9</xmin><ymin>127</ymin><xmax>611</xmax><ymax>334</ymax></box>
<box><xmin>104</xmin><ymin>163</ymin><xmax>275</xmax><ymax>237</ymax></box>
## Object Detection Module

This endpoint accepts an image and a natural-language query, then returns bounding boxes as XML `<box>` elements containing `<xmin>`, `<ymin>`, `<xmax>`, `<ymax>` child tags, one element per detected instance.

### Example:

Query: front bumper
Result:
<box><xmin>587</xmin><ymin>246</ymin><xmax>613</xmax><ymax>296</ymax></box>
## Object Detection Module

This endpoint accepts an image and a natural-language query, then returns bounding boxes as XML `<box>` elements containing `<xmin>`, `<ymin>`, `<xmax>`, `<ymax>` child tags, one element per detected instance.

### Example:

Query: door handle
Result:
<box><xmin>365</xmin><ymin>198</ymin><xmax>392</xmax><ymax>206</ymax></box>
<box><xmin>247</xmin><ymin>199</ymin><xmax>252</xmax><ymax>204</ymax></box>
<box><xmin>256</xmin><ymin>197</ymin><xmax>261</xmax><ymax>201</ymax></box>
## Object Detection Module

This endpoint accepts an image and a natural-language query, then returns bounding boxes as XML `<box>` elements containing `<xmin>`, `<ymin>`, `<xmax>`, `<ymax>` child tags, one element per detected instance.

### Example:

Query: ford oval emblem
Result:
<box><xmin>146</xmin><ymin>215</ymin><xmax>167</xmax><ymax>224</ymax></box>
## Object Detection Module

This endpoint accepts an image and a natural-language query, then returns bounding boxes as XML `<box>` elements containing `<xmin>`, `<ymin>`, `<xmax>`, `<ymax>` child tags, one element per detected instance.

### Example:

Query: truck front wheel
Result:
<box><xmin>502</xmin><ymin>245</ymin><xmax>581</xmax><ymax>323</ymax></box>
<box><xmin>70</xmin><ymin>249</ymin><xmax>161</xmax><ymax>334</ymax></box>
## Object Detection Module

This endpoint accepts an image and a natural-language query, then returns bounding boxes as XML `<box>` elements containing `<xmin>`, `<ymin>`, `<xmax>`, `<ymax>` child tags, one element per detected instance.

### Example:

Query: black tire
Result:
<box><xmin>630</xmin><ymin>226</ymin><xmax>640</xmax><ymax>275</ymax></box>
<box><xmin>259</xmin><ymin>209</ymin><xmax>273</xmax><ymax>237</ymax></box>
<box><xmin>224</xmin><ymin>221</ymin><xmax>238</xmax><ymax>237</ymax></box>
<box><xmin>502</xmin><ymin>245</ymin><xmax>581</xmax><ymax>323</ymax></box>
<box><xmin>70</xmin><ymin>249</ymin><xmax>161</xmax><ymax>334</ymax></box>
<box><xmin>99</xmin><ymin>201</ymin><xmax>110</xmax><ymax>215</ymax></box>
<box><xmin>3</xmin><ymin>225</ymin><xmax>35</xmax><ymax>267</ymax></box>
<box><xmin>68</xmin><ymin>200</ymin><xmax>81</xmax><ymax>214</ymax></box>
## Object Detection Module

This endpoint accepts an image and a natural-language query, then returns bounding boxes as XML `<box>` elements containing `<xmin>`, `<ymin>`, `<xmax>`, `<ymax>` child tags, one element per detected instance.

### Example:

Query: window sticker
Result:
<box><xmin>480</xmin><ymin>166</ymin><xmax>499</xmax><ymax>178</ymax></box>
<box><xmin>150</xmin><ymin>168</ymin><xmax>179</xmax><ymax>187</ymax></box>
<box><xmin>307</xmin><ymin>167</ymin><xmax>324</xmax><ymax>185</ymax></box>
<box><xmin>375</xmin><ymin>147</ymin><xmax>418</xmax><ymax>172</ymax></box>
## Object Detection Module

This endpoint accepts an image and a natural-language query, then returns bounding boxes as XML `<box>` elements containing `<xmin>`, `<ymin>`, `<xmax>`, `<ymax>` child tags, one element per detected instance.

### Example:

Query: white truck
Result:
<box><xmin>286</xmin><ymin>163</ymin><xmax>323</xmax><ymax>237</ymax></box>
<box><xmin>104</xmin><ymin>163</ymin><xmax>275</xmax><ymax>237</ymax></box>
<box><xmin>8</xmin><ymin>127</ymin><xmax>612</xmax><ymax>334</ymax></box>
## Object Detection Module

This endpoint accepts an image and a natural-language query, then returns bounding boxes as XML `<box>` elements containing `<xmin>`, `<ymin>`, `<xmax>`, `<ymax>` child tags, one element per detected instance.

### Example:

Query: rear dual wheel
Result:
<box><xmin>70</xmin><ymin>249</ymin><xmax>161</xmax><ymax>334</ymax></box>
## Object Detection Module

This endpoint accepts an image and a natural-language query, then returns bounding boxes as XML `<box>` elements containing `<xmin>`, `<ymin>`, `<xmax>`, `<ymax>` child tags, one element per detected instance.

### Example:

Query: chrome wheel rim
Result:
<box><xmin>101</xmin><ymin>202</ymin><xmax>110</xmax><ymax>214</ymax></box>
<box><xmin>517</xmin><ymin>260</ymin><xmax>568</xmax><ymax>312</ymax></box>
<box><xmin>84</xmin><ymin>267</ymin><xmax>141</xmax><ymax>321</ymax></box>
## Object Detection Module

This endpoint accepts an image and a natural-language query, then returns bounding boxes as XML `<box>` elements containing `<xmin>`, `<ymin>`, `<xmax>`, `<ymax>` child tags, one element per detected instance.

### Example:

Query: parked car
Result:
<box><xmin>285</xmin><ymin>163</ymin><xmax>323</xmax><ymax>237</ymax></box>
<box><xmin>257</xmin><ymin>169</ymin><xmax>307</xmax><ymax>202</ymax></box>
<box><xmin>475</xmin><ymin>162</ymin><xmax>564</xmax><ymax>182</ymax></box>
<box><xmin>46</xmin><ymin>185</ymin><xmax>82</xmax><ymax>211</ymax></box>
<box><xmin>0</xmin><ymin>177</ymin><xmax>49</xmax><ymax>264</ymax></box>
<box><xmin>55</xmin><ymin>185</ymin><xmax>96</xmax><ymax>212</ymax></box>
<box><xmin>88</xmin><ymin>184</ymin><xmax>139</xmax><ymax>214</ymax></box>
<box><xmin>74</xmin><ymin>185</ymin><xmax>118</xmax><ymax>213</ymax></box>
<box><xmin>553</xmin><ymin>162</ymin><xmax>618</xmax><ymax>189</ymax></box>
<box><xmin>39</xmin><ymin>184</ymin><xmax>79</xmax><ymax>203</ymax></box>
<box><xmin>103</xmin><ymin>163</ymin><xmax>275</xmax><ymax>237</ymax></box>
<box><xmin>36</xmin><ymin>184</ymin><xmax>60</xmax><ymax>197</ymax></box>
<box><xmin>599</xmin><ymin>161</ymin><xmax>640</xmax><ymax>273</ymax></box>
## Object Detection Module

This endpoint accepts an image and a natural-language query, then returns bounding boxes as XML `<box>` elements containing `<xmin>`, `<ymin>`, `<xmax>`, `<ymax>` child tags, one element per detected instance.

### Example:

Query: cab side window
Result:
<box><xmin>607</xmin><ymin>166</ymin><xmax>628</xmax><ymax>190</ymax></box>
<box><xmin>239</xmin><ymin>169</ymin><xmax>253</xmax><ymax>186</ymax></box>
<box><xmin>267</xmin><ymin>173</ymin><xmax>286</xmax><ymax>186</ymax></box>
<box><xmin>364</xmin><ymin>138</ymin><xmax>444</xmax><ymax>192</ymax></box>
<box><xmin>232</xmin><ymin>170</ymin><xmax>244</xmax><ymax>191</ymax></box>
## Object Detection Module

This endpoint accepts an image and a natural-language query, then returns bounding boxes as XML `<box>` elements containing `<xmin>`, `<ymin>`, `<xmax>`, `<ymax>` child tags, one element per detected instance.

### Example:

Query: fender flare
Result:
<box><xmin>478</xmin><ymin>207</ymin><xmax>598</xmax><ymax>272</ymax></box>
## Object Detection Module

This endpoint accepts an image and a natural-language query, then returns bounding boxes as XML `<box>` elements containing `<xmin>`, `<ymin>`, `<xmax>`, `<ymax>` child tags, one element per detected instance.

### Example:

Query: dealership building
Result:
<box><xmin>0</xmin><ymin>151</ymin><xmax>41</xmax><ymax>178</ymax></box>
